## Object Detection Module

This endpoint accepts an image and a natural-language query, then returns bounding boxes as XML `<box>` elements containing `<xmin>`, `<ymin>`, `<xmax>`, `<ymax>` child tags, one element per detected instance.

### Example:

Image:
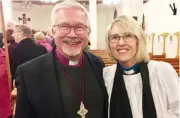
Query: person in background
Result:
<box><xmin>31</xmin><ymin>29</ymin><xmax>37</xmax><ymax>39</ymax></box>
<box><xmin>10</xmin><ymin>25</ymin><xmax>47</xmax><ymax>80</ymax></box>
<box><xmin>46</xmin><ymin>27</ymin><xmax>55</xmax><ymax>47</ymax></box>
<box><xmin>4</xmin><ymin>29</ymin><xmax>17</xmax><ymax>56</ymax></box>
<box><xmin>6</xmin><ymin>20</ymin><xmax>18</xmax><ymax>30</ymax></box>
<box><xmin>46</xmin><ymin>27</ymin><xmax>54</xmax><ymax>39</ymax></box>
<box><xmin>14</xmin><ymin>0</ymin><xmax>108</xmax><ymax>118</ymax></box>
<box><xmin>34</xmin><ymin>31</ymin><xmax>52</xmax><ymax>52</ymax></box>
<box><xmin>0</xmin><ymin>48</ymin><xmax>12</xmax><ymax>118</ymax></box>
<box><xmin>0</xmin><ymin>20</ymin><xmax>17</xmax><ymax>48</ymax></box>
<box><xmin>103</xmin><ymin>15</ymin><xmax>179</xmax><ymax>118</ymax></box>
<box><xmin>0</xmin><ymin>32</ymin><xmax>3</xmax><ymax>48</ymax></box>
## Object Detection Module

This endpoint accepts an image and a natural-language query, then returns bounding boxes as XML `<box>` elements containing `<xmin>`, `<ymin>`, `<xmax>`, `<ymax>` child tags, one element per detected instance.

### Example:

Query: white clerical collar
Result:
<box><xmin>55</xmin><ymin>48</ymin><xmax>83</xmax><ymax>67</ymax></box>
<box><xmin>124</xmin><ymin>69</ymin><xmax>136</xmax><ymax>75</ymax></box>
<box><xmin>69</xmin><ymin>60</ymin><xmax>79</xmax><ymax>66</ymax></box>
<box><xmin>119</xmin><ymin>63</ymin><xmax>140</xmax><ymax>75</ymax></box>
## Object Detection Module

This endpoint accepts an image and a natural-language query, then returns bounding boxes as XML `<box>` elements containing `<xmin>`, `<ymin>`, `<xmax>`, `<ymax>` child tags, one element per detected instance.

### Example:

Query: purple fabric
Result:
<box><xmin>8</xmin><ymin>42</ymin><xmax>17</xmax><ymax>56</ymax></box>
<box><xmin>45</xmin><ymin>37</ymin><xmax>53</xmax><ymax>44</ymax></box>
<box><xmin>55</xmin><ymin>48</ymin><xmax>83</xmax><ymax>67</ymax></box>
<box><xmin>35</xmin><ymin>40</ymin><xmax>52</xmax><ymax>52</ymax></box>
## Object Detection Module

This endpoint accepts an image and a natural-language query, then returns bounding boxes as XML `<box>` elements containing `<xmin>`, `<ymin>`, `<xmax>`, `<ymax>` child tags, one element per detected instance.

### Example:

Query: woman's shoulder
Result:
<box><xmin>148</xmin><ymin>60</ymin><xmax>175</xmax><ymax>73</ymax></box>
<box><xmin>103</xmin><ymin>64</ymin><xmax>117</xmax><ymax>81</ymax></box>
<box><xmin>103</xmin><ymin>64</ymin><xmax>117</xmax><ymax>73</ymax></box>
<box><xmin>148</xmin><ymin>60</ymin><xmax>179</xmax><ymax>79</ymax></box>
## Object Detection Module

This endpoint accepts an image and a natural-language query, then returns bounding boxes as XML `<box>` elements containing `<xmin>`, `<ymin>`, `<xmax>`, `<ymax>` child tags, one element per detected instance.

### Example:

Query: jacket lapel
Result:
<box><xmin>84</xmin><ymin>51</ymin><xmax>109</xmax><ymax>118</ymax></box>
<box><xmin>39</xmin><ymin>50</ymin><xmax>108</xmax><ymax>118</ymax></box>
<box><xmin>39</xmin><ymin>50</ymin><xmax>66</xmax><ymax>118</ymax></box>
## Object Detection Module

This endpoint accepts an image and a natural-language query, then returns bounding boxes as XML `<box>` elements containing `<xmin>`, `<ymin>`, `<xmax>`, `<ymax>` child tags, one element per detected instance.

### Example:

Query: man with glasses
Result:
<box><xmin>14</xmin><ymin>0</ymin><xmax>108</xmax><ymax>118</ymax></box>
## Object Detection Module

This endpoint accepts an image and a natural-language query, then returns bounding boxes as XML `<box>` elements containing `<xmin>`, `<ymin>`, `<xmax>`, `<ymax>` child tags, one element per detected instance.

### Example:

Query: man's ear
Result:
<box><xmin>52</xmin><ymin>27</ymin><xmax>56</xmax><ymax>35</ymax></box>
<box><xmin>87</xmin><ymin>27</ymin><xmax>91</xmax><ymax>35</ymax></box>
<box><xmin>20</xmin><ymin>32</ymin><xmax>24</xmax><ymax>38</ymax></box>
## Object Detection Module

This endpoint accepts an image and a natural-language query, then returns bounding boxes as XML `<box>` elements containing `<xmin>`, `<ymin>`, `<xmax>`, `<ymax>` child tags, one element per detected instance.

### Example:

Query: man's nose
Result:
<box><xmin>67</xmin><ymin>28</ymin><xmax>77</xmax><ymax>37</ymax></box>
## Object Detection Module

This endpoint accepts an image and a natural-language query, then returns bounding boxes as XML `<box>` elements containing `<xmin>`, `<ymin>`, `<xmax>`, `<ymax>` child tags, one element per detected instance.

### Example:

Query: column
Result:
<box><xmin>89</xmin><ymin>0</ymin><xmax>97</xmax><ymax>49</ymax></box>
<box><xmin>2</xmin><ymin>0</ymin><xmax>12</xmax><ymax>27</ymax></box>
<box><xmin>121</xmin><ymin>0</ymin><xmax>131</xmax><ymax>15</ymax></box>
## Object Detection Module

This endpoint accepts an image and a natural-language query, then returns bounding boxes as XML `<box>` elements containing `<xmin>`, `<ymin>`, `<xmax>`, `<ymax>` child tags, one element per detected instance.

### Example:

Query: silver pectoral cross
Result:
<box><xmin>77</xmin><ymin>101</ymin><xmax>88</xmax><ymax>118</ymax></box>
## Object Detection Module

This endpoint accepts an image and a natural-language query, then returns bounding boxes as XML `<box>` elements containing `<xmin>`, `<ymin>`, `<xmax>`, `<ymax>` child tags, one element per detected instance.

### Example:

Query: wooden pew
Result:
<box><xmin>104</xmin><ymin>60</ymin><xmax>117</xmax><ymax>66</ymax></box>
<box><xmin>152</xmin><ymin>58</ymin><xmax>179</xmax><ymax>74</ymax></box>
<box><xmin>11</xmin><ymin>88</ymin><xmax>17</xmax><ymax>117</ymax></box>
<box><xmin>89</xmin><ymin>50</ymin><xmax>110</xmax><ymax>60</ymax></box>
<box><xmin>149</xmin><ymin>53</ymin><xmax>166</xmax><ymax>59</ymax></box>
<box><xmin>89</xmin><ymin>50</ymin><xmax>179</xmax><ymax>74</ymax></box>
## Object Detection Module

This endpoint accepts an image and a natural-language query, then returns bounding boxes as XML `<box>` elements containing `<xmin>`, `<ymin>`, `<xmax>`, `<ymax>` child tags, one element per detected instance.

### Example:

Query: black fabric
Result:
<box><xmin>0</xmin><ymin>33</ymin><xmax>3</xmax><ymax>48</ymax></box>
<box><xmin>15</xmin><ymin>48</ymin><xmax>108</xmax><ymax>118</ymax></box>
<box><xmin>110</xmin><ymin>62</ymin><xmax>157</xmax><ymax>118</ymax></box>
<box><xmin>51</xmin><ymin>39</ymin><xmax>56</xmax><ymax>48</ymax></box>
<box><xmin>8</xmin><ymin>115</ymin><xmax>12</xmax><ymax>118</ymax></box>
<box><xmin>56</xmin><ymin>56</ymin><xmax>104</xmax><ymax>118</ymax></box>
<box><xmin>10</xmin><ymin>38</ymin><xmax>47</xmax><ymax>79</ymax></box>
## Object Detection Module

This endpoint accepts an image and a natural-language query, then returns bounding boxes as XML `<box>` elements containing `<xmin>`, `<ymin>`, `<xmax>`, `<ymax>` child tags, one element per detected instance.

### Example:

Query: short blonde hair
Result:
<box><xmin>34</xmin><ymin>32</ymin><xmax>45</xmax><ymax>40</ymax></box>
<box><xmin>51</xmin><ymin>0</ymin><xmax>89</xmax><ymax>26</ymax></box>
<box><xmin>105</xmin><ymin>15</ymin><xmax>149</xmax><ymax>63</ymax></box>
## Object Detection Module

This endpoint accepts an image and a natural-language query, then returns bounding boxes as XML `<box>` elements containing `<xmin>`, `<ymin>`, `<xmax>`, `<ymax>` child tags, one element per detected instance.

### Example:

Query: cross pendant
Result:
<box><xmin>77</xmin><ymin>101</ymin><xmax>88</xmax><ymax>118</ymax></box>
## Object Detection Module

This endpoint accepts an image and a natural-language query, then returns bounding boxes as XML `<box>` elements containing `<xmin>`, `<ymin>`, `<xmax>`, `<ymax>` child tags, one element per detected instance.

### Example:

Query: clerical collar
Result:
<box><xmin>55</xmin><ymin>48</ymin><xmax>83</xmax><ymax>67</ymax></box>
<box><xmin>118</xmin><ymin>63</ymin><xmax>140</xmax><ymax>75</ymax></box>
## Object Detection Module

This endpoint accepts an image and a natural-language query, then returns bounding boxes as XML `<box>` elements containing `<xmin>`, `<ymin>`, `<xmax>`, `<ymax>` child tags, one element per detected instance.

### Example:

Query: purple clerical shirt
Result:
<box><xmin>55</xmin><ymin>48</ymin><xmax>83</xmax><ymax>67</ymax></box>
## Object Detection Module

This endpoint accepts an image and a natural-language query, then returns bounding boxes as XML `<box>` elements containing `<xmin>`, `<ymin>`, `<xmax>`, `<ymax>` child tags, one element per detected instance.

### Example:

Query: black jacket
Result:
<box><xmin>10</xmin><ymin>38</ymin><xmax>47</xmax><ymax>79</ymax></box>
<box><xmin>15</xmin><ymin>49</ymin><xmax>108</xmax><ymax>118</ymax></box>
<box><xmin>0</xmin><ymin>33</ymin><xmax>3</xmax><ymax>48</ymax></box>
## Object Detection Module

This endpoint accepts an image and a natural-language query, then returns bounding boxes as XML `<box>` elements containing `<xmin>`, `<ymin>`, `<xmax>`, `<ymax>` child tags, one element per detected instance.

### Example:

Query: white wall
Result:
<box><xmin>147</xmin><ymin>34</ymin><xmax>179</xmax><ymax>58</ymax></box>
<box><xmin>2</xmin><ymin>0</ymin><xmax>12</xmax><ymax>27</ymax></box>
<box><xmin>96</xmin><ymin>0</ymin><xmax>144</xmax><ymax>49</ymax></box>
<box><xmin>12</xmin><ymin>2</ymin><xmax>54</xmax><ymax>30</ymax></box>
<box><xmin>97</xmin><ymin>4</ymin><xmax>115</xmax><ymax>49</ymax></box>
<box><xmin>11</xmin><ymin>1</ymin><xmax>178</xmax><ymax>57</ymax></box>
<box><xmin>11</xmin><ymin>1</ymin><xmax>144</xmax><ymax>49</ymax></box>
<box><xmin>143</xmin><ymin>0</ymin><xmax>180</xmax><ymax>57</ymax></box>
<box><xmin>116</xmin><ymin>0</ymin><xmax>143</xmax><ymax>23</ymax></box>
<box><xmin>144</xmin><ymin>0</ymin><xmax>180</xmax><ymax>34</ymax></box>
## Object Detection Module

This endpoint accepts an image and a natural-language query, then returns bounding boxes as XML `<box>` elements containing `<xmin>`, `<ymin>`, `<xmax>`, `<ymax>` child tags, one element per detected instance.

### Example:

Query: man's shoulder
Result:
<box><xmin>84</xmin><ymin>51</ymin><xmax>102</xmax><ymax>61</ymax></box>
<box><xmin>18</xmin><ymin>52</ymin><xmax>52</xmax><ymax>72</ymax></box>
<box><xmin>13</xmin><ymin>40</ymin><xmax>47</xmax><ymax>54</ymax></box>
<box><xmin>84</xmin><ymin>51</ymin><xmax>105</xmax><ymax>67</ymax></box>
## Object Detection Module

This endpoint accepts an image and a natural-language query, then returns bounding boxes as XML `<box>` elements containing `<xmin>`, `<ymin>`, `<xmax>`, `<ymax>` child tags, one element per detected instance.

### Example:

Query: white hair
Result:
<box><xmin>6</xmin><ymin>20</ymin><xmax>18</xmax><ymax>30</ymax></box>
<box><xmin>51</xmin><ymin>0</ymin><xmax>89</xmax><ymax>26</ymax></box>
<box><xmin>7</xmin><ymin>20</ymin><xmax>18</xmax><ymax>25</ymax></box>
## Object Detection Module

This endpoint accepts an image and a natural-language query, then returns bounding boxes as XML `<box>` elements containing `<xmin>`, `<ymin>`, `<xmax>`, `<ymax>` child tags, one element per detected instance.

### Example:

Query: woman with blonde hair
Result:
<box><xmin>103</xmin><ymin>15</ymin><xmax>179</xmax><ymax>118</ymax></box>
<box><xmin>34</xmin><ymin>31</ymin><xmax>52</xmax><ymax>52</ymax></box>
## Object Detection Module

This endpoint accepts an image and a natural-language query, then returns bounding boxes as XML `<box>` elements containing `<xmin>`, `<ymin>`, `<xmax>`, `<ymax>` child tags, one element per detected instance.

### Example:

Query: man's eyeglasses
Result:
<box><xmin>108</xmin><ymin>32</ymin><xmax>137</xmax><ymax>43</ymax></box>
<box><xmin>54</xmin><ymin>24</ymin><xmax>90</xmax><ymax>35</ymax></box>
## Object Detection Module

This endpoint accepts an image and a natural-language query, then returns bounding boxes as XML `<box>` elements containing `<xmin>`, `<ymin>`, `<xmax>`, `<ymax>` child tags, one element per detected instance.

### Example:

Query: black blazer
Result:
<box><xmin>0</xmin><ymin>33</ymin><xmax>3</xmax><ymax>48</ymax></box>
<box><xmin>10</xmin><ymin>38</ymin><xmax>47</xmax><ymax>79</ymax></box>
<box><xmin>15</xmin><ymin>49</ymin><xmax>108</xmax><ymax>118</ymax></box>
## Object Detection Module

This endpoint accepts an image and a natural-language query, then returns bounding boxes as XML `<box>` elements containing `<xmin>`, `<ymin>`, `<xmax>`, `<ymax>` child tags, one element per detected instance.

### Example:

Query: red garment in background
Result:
<box><xmin>0</xmin><ymin>48</ymin><xmax>11</xmax><ymax>118</ymax></box>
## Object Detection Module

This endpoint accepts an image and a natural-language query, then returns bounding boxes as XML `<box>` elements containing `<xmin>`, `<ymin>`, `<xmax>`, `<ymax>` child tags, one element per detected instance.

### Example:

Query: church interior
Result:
<box><xmin>0</xmin><ymin>0</ymin><xmax>179</xmax><ymax>117</ymax></box>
